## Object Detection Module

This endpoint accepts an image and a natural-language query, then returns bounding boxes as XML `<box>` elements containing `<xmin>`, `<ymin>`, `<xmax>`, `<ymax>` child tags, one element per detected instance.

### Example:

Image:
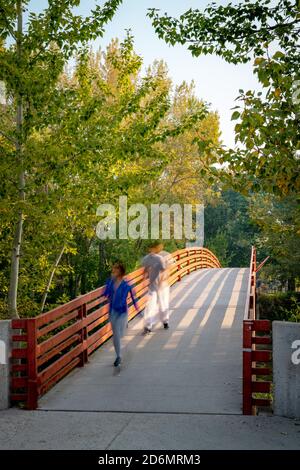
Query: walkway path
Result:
<box><xmin>1</xmin><ymin>267</ymin><xmax>299</xmax><ymax>450</ymax></box>
<box><xmin>39</xmin><ymin>268</ymin><xmax>249</xmax><ymax>414</ymax></box>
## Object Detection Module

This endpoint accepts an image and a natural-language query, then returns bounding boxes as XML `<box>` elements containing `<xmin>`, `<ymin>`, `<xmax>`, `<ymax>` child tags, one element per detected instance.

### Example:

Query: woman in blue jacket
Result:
<box><xmin>104</xmin><ymin>262</ymin><xmax>139</xmax><ymax>367</ymax></box>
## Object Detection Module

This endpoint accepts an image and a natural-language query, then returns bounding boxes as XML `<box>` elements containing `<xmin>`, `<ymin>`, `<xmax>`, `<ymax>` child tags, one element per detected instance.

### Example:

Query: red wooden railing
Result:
<box><xmin>11</xmin><ymin>247</ymin><xmax>221</xmax><ymax>409</ymax></box>
<box><xmin>243</xmin><ymin>247</ymin><xmax>272</xmax><ymax>415</ymax></box>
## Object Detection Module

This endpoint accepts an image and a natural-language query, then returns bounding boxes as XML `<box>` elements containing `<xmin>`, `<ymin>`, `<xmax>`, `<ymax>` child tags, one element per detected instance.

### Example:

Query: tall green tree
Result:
<box><xmin>205</xmin><ymin>190</ymin><xmax>261</xmax><ymax>267</ymax></box>
<box><xmin>0</xmin><ymin>0</ymin><xmax>123</xmax><ymax>317</ymax></box>
<box><xmin>249</xmin><ymin>193</ymin><xmax>300</xmax><ymax>289</ymax></box>
<box><xmin>60</xmin><ymin>45</ymin><xmax>214</xmax><ymax>301</ymax></box>
<box><xmin>1</xmin><ymin>32</ymin><xmax>212</xmax><ymax>317</ymax></box>
<box><xmin>145</xmin><ymin>80</ymin><xmax>220</xmax><ymax>206</ymax></box>
<box><xmin>149</xmin><ymin>0</ymin><xmax>300</xmax><ymax>196</ymax></box>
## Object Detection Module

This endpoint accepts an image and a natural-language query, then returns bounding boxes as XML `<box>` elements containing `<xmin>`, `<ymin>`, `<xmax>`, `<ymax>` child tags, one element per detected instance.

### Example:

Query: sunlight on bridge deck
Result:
<box><xmin>39</xmin><ymin>267</ymin><xmax>250</xmax><ymax>415</ymax></box>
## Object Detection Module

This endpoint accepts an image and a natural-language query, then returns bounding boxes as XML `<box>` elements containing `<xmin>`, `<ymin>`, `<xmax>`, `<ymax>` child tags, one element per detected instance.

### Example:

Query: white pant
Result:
<box><xmin>144</xmin><ymin>285</ymin><xmax>169</xmax><ymax>329</ymax></box>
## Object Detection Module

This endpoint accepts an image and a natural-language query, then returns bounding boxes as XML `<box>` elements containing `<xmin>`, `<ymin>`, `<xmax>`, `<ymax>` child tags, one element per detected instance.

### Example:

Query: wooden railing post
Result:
<box><xmin>177</xmin><ymin>254</ymin><xmax>182</xmax><ymax>281</ymax></box>
<box><xmin>253</xmin><ymin>247</ymin><xmax>257</xmax><ymax>317</ymax></box>
<box><xmin>27</xmin><ymin>318</ymin><xmax>38</xmax><ymax>410</ymax></box>
<box><xmin>243</xmin><ymin>320</ymin><xmax>253</xmax><ymax>415</ymax></box>
<box><xmin>78</xmin><ymin>303</ymin><xmax>88</xmax><ymax>366</ymax></box>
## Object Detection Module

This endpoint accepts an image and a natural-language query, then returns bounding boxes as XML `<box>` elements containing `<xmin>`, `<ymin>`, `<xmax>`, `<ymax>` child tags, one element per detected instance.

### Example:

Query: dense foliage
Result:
<box><xmin>149</xmin><ymin>0</ymin><xmax>300</xmax><ymax>196</ymax></box>
<box><xmin>0</xmin><ymin>2</ymin><xmax>220</xmax><ymax>318</ymax></box>
<box><xmin>0</xmin><ymin>1</ymin><xmax>299</xmax><ymax>319</ymax></box>
<box><xmin>258</xmin><ymin>292</ymin><xmax>300</xmax><ymax>323</ymax></box>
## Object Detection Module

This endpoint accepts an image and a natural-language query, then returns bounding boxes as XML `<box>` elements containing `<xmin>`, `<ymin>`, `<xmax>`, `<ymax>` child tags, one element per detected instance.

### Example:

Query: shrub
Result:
<box><xmin>258</xmin><ymin>292</ymin><xmax>300</xmax><ymax>323</ymax></box>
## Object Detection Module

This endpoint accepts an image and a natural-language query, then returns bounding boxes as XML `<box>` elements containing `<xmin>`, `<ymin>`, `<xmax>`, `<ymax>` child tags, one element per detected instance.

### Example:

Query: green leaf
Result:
<box><xmin>231</xmin><ymin>111</ymin><xmax>240</xmax><ymax>121</ymax></box>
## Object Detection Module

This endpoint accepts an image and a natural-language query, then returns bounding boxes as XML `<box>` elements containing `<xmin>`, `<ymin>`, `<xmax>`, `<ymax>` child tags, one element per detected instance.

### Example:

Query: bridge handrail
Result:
<box><xmin>244</xmin><ymin>246</ymin><xmax>256</xmax><ymax>321</ymax></box>
<box><xmin>11</xmin><ymin>246</ymin><xmax>221</xmax><ymax>409</ymax></box>
<box><xmin>242</xmin><ymin>246</ymin><xmax>272</xmax><ymax>415</ymax></box>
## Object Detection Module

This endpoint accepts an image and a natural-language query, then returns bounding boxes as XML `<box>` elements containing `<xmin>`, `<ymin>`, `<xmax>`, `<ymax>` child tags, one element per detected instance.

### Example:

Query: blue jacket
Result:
<box><xmin>104</xmin><ymin>277</ymin><xmax>138</xmax><ymax>315</ymax></box>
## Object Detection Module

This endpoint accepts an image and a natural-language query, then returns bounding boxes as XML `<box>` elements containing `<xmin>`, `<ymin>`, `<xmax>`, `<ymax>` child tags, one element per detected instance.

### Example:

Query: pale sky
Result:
<box><xmin>28</xmin><ymin>0</ymin><xmax>261</xmax><ymax>147</ymax></box>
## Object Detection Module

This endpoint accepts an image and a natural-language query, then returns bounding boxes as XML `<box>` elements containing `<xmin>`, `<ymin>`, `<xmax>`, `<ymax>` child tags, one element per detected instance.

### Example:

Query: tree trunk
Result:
<box><xmin>8</xmin><ymin>1</ymin><xmax>24</xmax><ymax>319</ymax></box>
<box><xmin>68</xmin><ymin>270</ymin><xmax>74</xmax><ymax>299</ymax></box>
<box><xmin>287</xmin><ymin>277</ymin><xmax>296</xmax><ymax>292</ymax></box>
<box><xmin>80</xmin><ymin>271</ymin><xmax>87</xmax><ymax>295</ymax></box>
<box><xmin>40</xmin><ymin>245</ymin><xmax>66</xmax><ymax>313</ymax></box>
<box><xmin>98</xmin><ymin>240</ymin><xmax>107</xmax><ymax>284</ymax></box>
<box><xmin>74</xmin><ymin>274</ymin><xmax>79</xmax><ymax>298</ymax></box>
<box><xmin>135</xmin><ymin>238</ymin><xmax>143</xmax><ymax>251</ymax></box>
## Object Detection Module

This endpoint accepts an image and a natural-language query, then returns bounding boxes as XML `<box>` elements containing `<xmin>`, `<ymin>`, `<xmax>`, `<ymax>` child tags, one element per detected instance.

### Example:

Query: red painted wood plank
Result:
<box><xmin>88</xmin><ymin>323</ymin><xmax>112</xmax><ymax>347</ymax></box>
<box><xmin>128</xmin><ymin>303</ymin><xmax>142</xmax><ymax>316</ymax></box>
<box><xmin>252</xmin><ymin>320</ymin><xmax>271</xmax><ymax>332</ymax></box>
<box><xmin>169</xmin><ymin>257</ymin><xmax>211</xmax><ymax>283</ymax></box>
<box><xmin>36</xmin><ymin>297</ymin><xmax>85</xmax><ymax>328</ymax></box>
<box><xmin>80</xmin><ymin>287</ymin><xmax>105</xmax><ymax>304</ymax></box>
<box><xmin>12</xmin><ymin>364</ymin><xmax>27</xmax><ymax>372</ymax></box>
<box><xmin>252</xmin><ymin>398</ymin><xmax>272</xmax><ymax>407</ymax></box>
<box><xmin>253</xmin><ymin>336</ymin><xmax>271</xmax><ymax>345</ymax></box>
<box><xmin>11</xmin><ymin>394</ymin><xmax>28</xmax><ymax>402</ymax></box>
<box><xmin>133</xmin><ymin>285</ymin><xmax>148</xmax><ymax>298</ymax></box>
<box><xmin>169</xmin><ymin>270</ymin><xmax>185</xmax><ymax>284</ymax></box>
<box><xmin>252</xmin><ymin>350</ymin><xmax>272</xmax><ymax>362</ymax></box>
<box><xmin>38</xmin><ymin>343</ymin><xmax>83</xmax><ymax>385</ymax></box>
<box><xmin>125</xmin><ymin>267</ymin><xmax>145</xmax><ymax>282</ymax></box>
<box><xmin>252</xmin><ymin>367</ymin><xmax>271</xmax><ymax>376</ymax></box>
<box><xmin>37</xmin><ymin>334</ymin><xmax>81</xmax><ymax>367</ymax></box>
<box><xmin>86</xmin><ymin>314</ymin><xmax>109</xmax><ymax>334</ymax></box>
<box><xmin>38</xmin><ymin>320</ymin><xmax>82</xmax><ymax>356</ymax></box>
<box><xmin>85</xmin><ymin>305</ymin><xmax>109</xmax><ymax>327</ymax></box>
<box><xmin>12</xmin><ymin>377</ymin><xmax>28</xmax><ymax>388</ymax></box>
<box><xmin>130</xmin><ymin>297</ymin><xmax>148</xmax><ymax>313</ymax></box>
<box><xmin>87</xmin><ymin>331</ymin><xmax>113</xmax><ymax>355</ymax></box>
<box><xmin>35</xmin><ymin>289</ymin><xmax>103</xmax><ymax>328</ymax></box>
<box><xmin>132</xmin><ymin>280</ymin><xmax>149</xmax><ymax>294</ymax></box>
<box><xmin>12</xmin><ymin>335</ymin><xmax>27</xmax><ymax>342</ymax></box>
<box><xmin>39</xmin><ymin>357</ymin><xmax>81</xmax><ymax>396</ymax></box>
<box><xmin>86</xmin><ymin>297</ymin><xmax>102</xmax><ymax>312</ymax></box>
<box><xmin>12</xmin><ymin>319</ymin><xmax>27</xmax><ymax>329</ymax></box>
<box><xmin>252</xmin><ymin>381</ymin><xmax>271</xmax><ymax>393</ymax></box>
<box><xmin>37</xmin><ymin>309</ymin><xmax>79</xmax><ymax>339</ymax></box>
<box><xmin>12</xmin><ymin>349</ymin><xmax>27</xmax><ymax>358</ymax></box>
<box><xmin>127</xmin><ymin>273</ymin><xmax>146</xmax><ymax>286</ymax></box>
<box><xmin>128</xmin><ymin>308</ymin><xmax>142</xmax><ymax>322</ymax></box>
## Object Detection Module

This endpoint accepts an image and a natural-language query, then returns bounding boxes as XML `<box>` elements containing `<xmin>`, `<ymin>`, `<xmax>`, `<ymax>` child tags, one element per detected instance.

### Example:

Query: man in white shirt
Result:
<box><xmin>142</xmin><ymin>241</ymin><xmax>173</xmax><ymax>333</ymax></box>
<box><xmin>157</xmin><ymin>243</ymin><xmax>174</xmax><ymax>329</ymax></box>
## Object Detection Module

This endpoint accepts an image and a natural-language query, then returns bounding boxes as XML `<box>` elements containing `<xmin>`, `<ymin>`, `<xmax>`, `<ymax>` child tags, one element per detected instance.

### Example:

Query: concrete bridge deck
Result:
<box><xmin>2</xmin><ymin>267</ymin><xmax>299</xmax><ymax>450</ymax></box>
<box><xmin>39</xmin><ymin>268</ymin><xmax>249</xmax><ymax>414</ymax></box>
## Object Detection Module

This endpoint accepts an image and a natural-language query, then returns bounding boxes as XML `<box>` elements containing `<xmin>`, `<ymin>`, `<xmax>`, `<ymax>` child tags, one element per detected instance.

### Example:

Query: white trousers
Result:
<box><xmin>144</xmin><ymin>285</ymin><xmax>170</xmax><ymax>329</ymax></box>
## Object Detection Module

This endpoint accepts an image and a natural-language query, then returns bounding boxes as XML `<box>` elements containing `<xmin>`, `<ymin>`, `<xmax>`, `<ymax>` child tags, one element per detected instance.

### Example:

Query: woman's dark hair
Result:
<box><xmin>112</xmin><ymin>262</ymin><xmax>126</xmax><ymax>276</ymax></box>
<box><xmin>148</xmin><ymin>240</ymin><xmax>163</xmax><ymax>249</ymax></box>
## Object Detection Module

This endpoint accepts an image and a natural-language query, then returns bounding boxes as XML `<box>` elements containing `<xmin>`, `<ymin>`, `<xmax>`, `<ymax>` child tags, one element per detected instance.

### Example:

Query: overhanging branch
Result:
<box><xmin>0</xmin><ymin>4</ymin><xmax>17</xmax><ymax>40</ymax></box>
<box><xmin>0</xmin><ymin>128</ymin><xmax>16</xmax><ymax>145</ymax></box>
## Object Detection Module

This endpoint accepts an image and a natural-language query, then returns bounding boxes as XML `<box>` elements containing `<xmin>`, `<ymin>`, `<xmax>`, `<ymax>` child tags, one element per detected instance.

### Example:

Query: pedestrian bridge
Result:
<box><xmin>39</xmin><ymin>267</ymin><xmax>248</xmax><ymax>414</ymax></box>
<box><xmin>11</xmin><ymin>248</ymin><xmax>272</xmax><ymax>415</ymax></box>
